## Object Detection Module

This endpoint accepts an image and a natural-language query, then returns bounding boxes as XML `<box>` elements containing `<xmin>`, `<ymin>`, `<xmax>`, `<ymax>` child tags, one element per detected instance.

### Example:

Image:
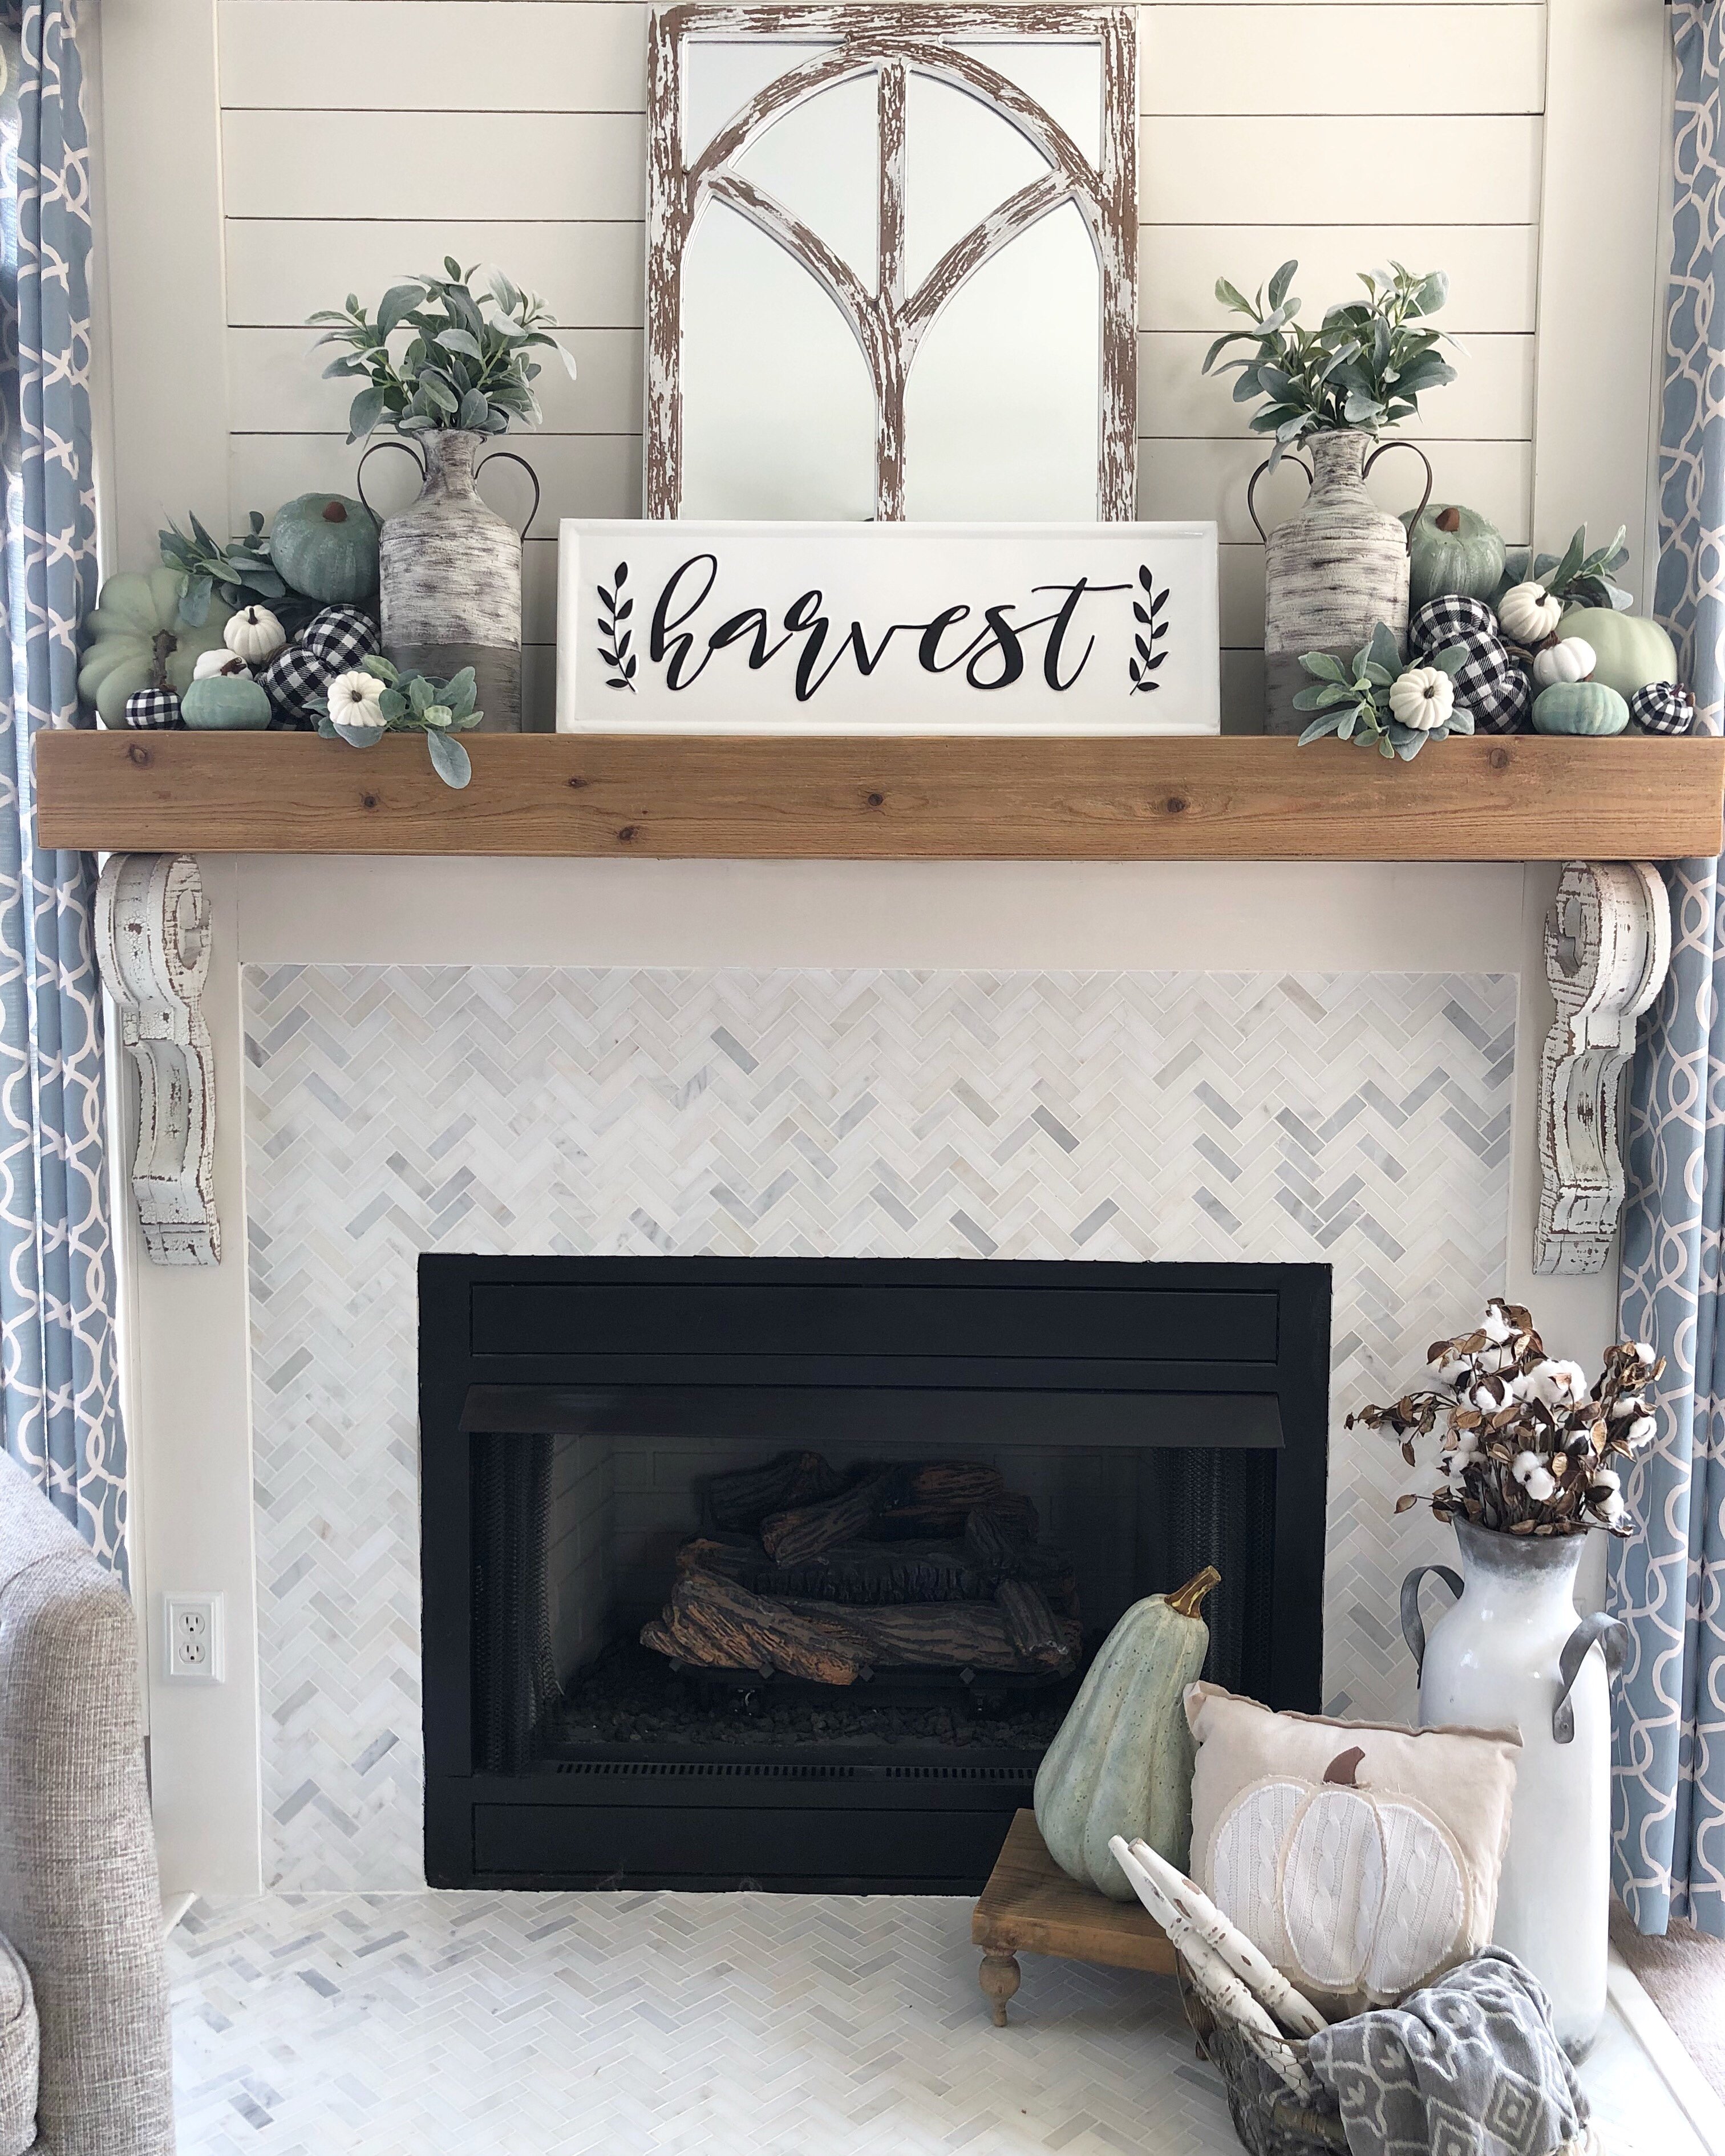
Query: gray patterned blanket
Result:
<box><xmin>1307</xmin><ymin>1951</ymin><xmax>1590</xmax><ymax>2156</ymax></box>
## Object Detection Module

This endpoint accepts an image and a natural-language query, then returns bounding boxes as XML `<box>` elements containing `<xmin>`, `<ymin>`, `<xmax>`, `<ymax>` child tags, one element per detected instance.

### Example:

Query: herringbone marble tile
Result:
<box><xmin>242</xmin><ymin>966</ymin><xmax>1516</xmax><ymax>1888</ymax></box>
<box><xmin>165</xmin><ymin>1891</ymin><xmax>1703</xmax><ymax>2156</ymax></box>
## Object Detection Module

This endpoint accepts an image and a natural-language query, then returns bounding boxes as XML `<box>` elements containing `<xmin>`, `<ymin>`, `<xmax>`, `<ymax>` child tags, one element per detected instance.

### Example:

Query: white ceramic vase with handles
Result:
<box><xmin>1402</xmin><ymin>1521</ymin><xmax>1626</xmax><ymax>2058</ymax></box>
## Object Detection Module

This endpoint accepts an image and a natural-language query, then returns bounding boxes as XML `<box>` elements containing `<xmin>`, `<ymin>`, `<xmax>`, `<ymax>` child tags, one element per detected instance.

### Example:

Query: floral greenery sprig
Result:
<box><xmin>1294</xmin><ymin>622</ymin><xmax>1473</xmax><ymax>760</ymax></box>
<box><xmin>160</xmin><ymin>510</ymin><xmax>320</xmax><ymax>634</ymax></box>
<box><xmin>311</xmin><ymin>260</ymin><xmax>577</xmax><ymax>444</ymax></box>
<box><xmin>1349</xmin><ymin>1299</ymin><xmax>1663</xmax><ymax>1538</ymax></box>
<box><xmin>311</xmin><ymin>654</ymin><xmax>482</xmax><ymax>789</ymax></box>
<box><xmin>1202</xmin><ymin>261</ymin><xmax>1457</xmax><ymax>467</ymax></box>
<box><xmin>1497</xmin><ymin>524</ymin><xmax>1633</xmax><ymax>617</ymax></box>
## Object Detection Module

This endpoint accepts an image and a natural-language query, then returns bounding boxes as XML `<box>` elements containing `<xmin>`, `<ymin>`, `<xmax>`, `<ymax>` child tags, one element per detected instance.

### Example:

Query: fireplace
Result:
<box><xmin>420</xmin><ymin>1256</ymin><xmax>1330</xmax><ymax>1891</ymax></box>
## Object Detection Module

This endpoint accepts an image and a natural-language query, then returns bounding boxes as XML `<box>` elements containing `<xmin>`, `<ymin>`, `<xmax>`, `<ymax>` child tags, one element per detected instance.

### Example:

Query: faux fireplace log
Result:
<box><xmin>645</xmin><ymin>1452</ymin><xmax>1081</xmax><ymax>1683</ymax></box>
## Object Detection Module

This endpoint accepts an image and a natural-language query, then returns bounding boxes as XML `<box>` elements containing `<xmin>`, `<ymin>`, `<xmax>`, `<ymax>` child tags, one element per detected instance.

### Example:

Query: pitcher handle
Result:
<box><xmin>1362</xmin><ymin>440</ymin><xmax>1434</xmax><ymax>550</ymax></box>
<box><xmin>1245</xmin><ymin>453</ymin><xmax>1314</xmax><ymax>545</ymax></box>
<box><xmin>1399</xmin><ymin>1564</ymin><xmax>1462</xmax><ymax>1683</ymax></box>
<box><xmin>476</xmin><ymin>449</ymin><xmax>542</xmax><ymax>540</ymax></box>
<box><xmin>1553</xmin><ymin>1614</ymin><xmax>1629</xmax><ymax>1744</ymax></box>
<box><xmin>356</xmin><ymin>437</ymin><xmax>425</xmax><ymax>520</ymax></box>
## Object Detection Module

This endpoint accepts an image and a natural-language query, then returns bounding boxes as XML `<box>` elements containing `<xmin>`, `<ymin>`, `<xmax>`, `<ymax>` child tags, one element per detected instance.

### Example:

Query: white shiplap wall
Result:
<box><xmin>207</xmin><ymin>0</ymin><xmax>1555</xmax><ymax>731</ymax></box>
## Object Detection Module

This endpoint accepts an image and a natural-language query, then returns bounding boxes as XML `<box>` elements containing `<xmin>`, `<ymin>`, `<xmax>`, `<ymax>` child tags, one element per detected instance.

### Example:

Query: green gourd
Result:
<box><xmin>181</xmin><ymin>670</ymin><xmax>272</xmax><ymax>730</ymax></box>
<box><xmin>1034</xmin><ymin>1566</ymin><xmax>1218</xmax><ymax>1899</ymax></box>
<box><xmin>1557</xmin><ymin>609</ymin><xmax>1678</xmax><ymax>700</ymax></box>
<box><xmin>1531</xmin><ymin>680</ymin><xmax>1630</xmax><ymax>736</ymax></box>
<box><xmin>76</xmin><ymin>569</ymin><xmax>233</xmax><ymax>727</ymax></box>
<box><xmin>269</xmin><ymin>493</ymin><xmax>380</xmax><ymax>604</ymax></box>
<box><xmin>1401</xmin><ymin>503</ymin><xmax>1505</xmax><ymax>613</ymax></box>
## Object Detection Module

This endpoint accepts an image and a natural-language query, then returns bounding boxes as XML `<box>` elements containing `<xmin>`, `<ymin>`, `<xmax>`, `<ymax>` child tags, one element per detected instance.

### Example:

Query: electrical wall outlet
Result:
<box><xmin>162</xmin><ymin>1593</ymin><xmax>224</xmax><ymax>1683</ymax></box>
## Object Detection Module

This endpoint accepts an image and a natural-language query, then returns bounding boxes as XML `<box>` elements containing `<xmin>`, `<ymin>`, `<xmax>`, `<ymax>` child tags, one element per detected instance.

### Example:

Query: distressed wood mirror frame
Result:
<box><xmin>645</xmin><ymin>2</ymin><xmax>1139</xmax><ymax>522</ymax></box>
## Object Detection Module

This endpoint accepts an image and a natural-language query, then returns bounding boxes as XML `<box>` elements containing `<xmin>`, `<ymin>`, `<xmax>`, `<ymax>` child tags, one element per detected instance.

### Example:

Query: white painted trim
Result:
<box><xmin>1607</xmin><ymin>1946</ymin><xmax>1725</xmax><ymax>2156</ymax></box>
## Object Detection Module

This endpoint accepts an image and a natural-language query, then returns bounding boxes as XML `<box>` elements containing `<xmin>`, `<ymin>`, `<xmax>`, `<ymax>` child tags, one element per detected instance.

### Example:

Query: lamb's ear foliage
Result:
<box><xmin>310</xmin><ymin>266</ymin><xmax>578</xmax><ymax>444</ymax></box>
<box><xmin>1203</xmin><ymin>260</ymin><xmax>1457</xmax><ymax>467</ymax></box>
<box><xmin>1293</xmin><ymin>622</ymin><xmax>1473</xmax><ymax>760</ymax></box>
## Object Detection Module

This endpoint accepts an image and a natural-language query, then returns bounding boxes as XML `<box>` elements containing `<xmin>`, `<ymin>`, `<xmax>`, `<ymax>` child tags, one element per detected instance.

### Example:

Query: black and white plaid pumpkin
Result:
<box><xmin>1408</xmin><ymin>595</ymin><xmax>1530</xmax><ymax>735</ymax></box>
<box><xmin>1629</xmin><ymin>680</ymin><xmax>1695</xmax><ymax>737</ymax></box>
<box><xmin>123</xmin><ymin>686</ymin><xmax>181</xmax><ymax>730</ymax></box>
<box><xmin>258</xmin><ymin>605</ymin><xmax>380</xmax><ymax>724</ymax></box>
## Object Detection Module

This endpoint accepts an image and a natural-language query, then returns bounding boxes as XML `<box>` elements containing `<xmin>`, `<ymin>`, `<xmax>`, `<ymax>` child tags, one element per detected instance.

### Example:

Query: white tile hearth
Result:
<box><xmin>167</xmin><ymin>1891</ymin><xmax>1708</xmax><ymax>2156</ymax></box>
<box><xmin>244</xmin><ymin>966</ymin><xmax>1515</xmax><ymax>1888</ymax></box>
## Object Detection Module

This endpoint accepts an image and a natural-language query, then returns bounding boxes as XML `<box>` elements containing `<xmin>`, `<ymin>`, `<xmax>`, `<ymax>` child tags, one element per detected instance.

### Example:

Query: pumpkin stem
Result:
<box><xmin>1435</xmin><ymin>505</ymin><xmax>1461</xmax><ymax>534</ymax></box>
<box><xmin>1323</xmin><ymin>1745</ymin><xmax>1366</xmax><ymax>1786</ymax></box>
<box><xmin>322</xmin><ymin>501</ymin><xmax>347</xmax><ymax>523</ymax></box>
<box><xmin>149</xmin><ymin>628</ymin><xmax>176</xmax><ymax>692</ymax></box>
<box><xmin>1164</xmin><ymin>1565</ymin><xmax>1221</xmax><ymax>1619</ymax></box>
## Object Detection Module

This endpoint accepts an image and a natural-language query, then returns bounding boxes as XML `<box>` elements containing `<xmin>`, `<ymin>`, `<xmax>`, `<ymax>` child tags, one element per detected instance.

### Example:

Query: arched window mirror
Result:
<box><xmin>645</xmin><ymin>4</ymin><xmax>1139</xmax><ymax>523</ymax></box>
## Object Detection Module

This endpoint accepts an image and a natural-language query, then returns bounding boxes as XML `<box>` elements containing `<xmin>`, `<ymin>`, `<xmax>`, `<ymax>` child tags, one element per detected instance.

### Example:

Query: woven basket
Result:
<box><xmin>1175</xmin><ymin>1957</ymin><xmax>1346</xmax><ymax>2156</ymax></box>
<box><xmin>1175</xmin><ymin>1958</ymin><xmax>1601</xmax><ymax>2156</ymax></box>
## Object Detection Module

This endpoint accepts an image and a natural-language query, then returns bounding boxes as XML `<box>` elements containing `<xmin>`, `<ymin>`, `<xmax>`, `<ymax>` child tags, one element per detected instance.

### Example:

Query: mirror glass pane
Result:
<box><xmin>680</xmin><ymin>200</ymin><xmax>876</xmax><ymax>519</ymax></box>
<box><xmin>905</xmin><ymin>196</ymin><xmax>1099</xmax><ymax>520</ymax></box>
<box><xmin>951</xmin><ymin>39</ymin><xmax>1103</xmax><ymax>166</ymax></box>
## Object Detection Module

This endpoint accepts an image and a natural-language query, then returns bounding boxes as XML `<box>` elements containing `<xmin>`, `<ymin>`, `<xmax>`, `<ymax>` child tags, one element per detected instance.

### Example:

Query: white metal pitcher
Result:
<box><xmin>1402</xmin><ymin>1521</ymin><xmax>1626</xmax><ymax>2057</ymax></box>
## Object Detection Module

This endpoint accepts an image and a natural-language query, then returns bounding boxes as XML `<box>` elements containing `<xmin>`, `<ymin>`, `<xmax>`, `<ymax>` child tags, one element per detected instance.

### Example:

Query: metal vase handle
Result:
<box><xmin>475</xmin><ymin>449</ymin><xmax>541</xmax><ymax>540</ymax></box>
<box><xmin>1362</xmin><ymin>440</ymin><xmax>1435</xmax><ymax>552</ymax></box>
<box><xmin>1399</xmin><ymin>1563</ymin><xmax>1462</xmax><ymax>1684</ymax></box>
<box><xmin>1552</xmin><ymin>1614</ymin><xmax>1629</xmax><ymax>1744</ymax></box>
<box><xmin>1245</xmin><ymin>454</ymin><xmax>1314</xmax><ymax>545</ymax></box>
<box><xmin>355</xmin><ymin>437</ymin><xmax>426</xmax><ymax>520</ymax></box>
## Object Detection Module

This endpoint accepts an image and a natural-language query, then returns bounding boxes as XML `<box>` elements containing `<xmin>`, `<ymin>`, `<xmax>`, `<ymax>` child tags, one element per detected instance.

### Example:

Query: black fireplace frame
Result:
<box><xmin>420</xmin><ymin>1255</ymin><xmax>1330</xmax><ymax>1892</ymax></box>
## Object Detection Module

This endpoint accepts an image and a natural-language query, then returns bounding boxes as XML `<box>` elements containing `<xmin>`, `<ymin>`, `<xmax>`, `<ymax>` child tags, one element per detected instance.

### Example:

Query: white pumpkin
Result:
<box><xmin>1533</xmin><ymin>637</ymin><xmax>1595</xmax><ymax>688</ymax></box>
<box><xmin>223</xmin><ymin>603</ymin><xmax>288</xmax><ymax>663</ymax></box>
<box><xmin>192</xmin><ymin>649</ymin><xmax>253</xmax><ymax>682</ymax></box>
<box><xmin>1207</xmin><ymin>1744</ymin><xmax>1469</xmax><ymax>2008</ymax></box>
<box><xmin>1497</xmin><ymin>581</ymin><xmax>1563</xmax><ymax>645</ymax></box>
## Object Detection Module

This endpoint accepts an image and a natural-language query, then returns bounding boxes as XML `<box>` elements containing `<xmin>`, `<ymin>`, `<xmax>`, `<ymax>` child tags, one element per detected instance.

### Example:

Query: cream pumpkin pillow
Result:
<box><xmin>1184</xmin><ymin>1683</ymin><xmax>1520</xmax><ymax>2016</ymax></box>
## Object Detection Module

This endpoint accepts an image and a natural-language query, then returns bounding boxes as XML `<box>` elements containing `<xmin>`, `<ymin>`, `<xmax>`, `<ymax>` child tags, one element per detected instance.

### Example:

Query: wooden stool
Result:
<box><xmin>971</xmin><ymin>1810</ymin><xmax>1176</xmax><ymax>2025</ymax></box>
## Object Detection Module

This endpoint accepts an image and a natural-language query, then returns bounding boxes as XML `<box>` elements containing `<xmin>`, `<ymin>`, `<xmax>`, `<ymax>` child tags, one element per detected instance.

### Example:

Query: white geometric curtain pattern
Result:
<box><xmin>0</xmin><ymin>0</ymin><xmax>126</xmax><ymax>1576</ymax></box>
<box><xmin>1614</xmin><ymin>0</ymin><xmax>1725</xmax><ymax>1940</ymax></box>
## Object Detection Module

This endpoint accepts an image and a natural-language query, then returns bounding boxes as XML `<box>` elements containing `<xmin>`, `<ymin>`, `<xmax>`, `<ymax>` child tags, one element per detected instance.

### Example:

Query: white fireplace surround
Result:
<box><xmin>123</xmin><ymin>857</ymin><xmax>1620</xmax><ymax>1899</ymax></box>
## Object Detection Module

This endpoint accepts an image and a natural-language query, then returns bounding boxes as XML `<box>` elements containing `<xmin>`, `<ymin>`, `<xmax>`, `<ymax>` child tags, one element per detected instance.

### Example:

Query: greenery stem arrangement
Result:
<box><xmin>1203</xmin><ymin>261</ymin><xmax>1457</xmax><ymax>466</ymax></box>
<box><xmin>311</xmin><ymin>260</ymin><xmax>576</xmax><ymax>444</ymax></box>
<box><xmin>313</xmin><ymin>654</ymin><xmax>483</xmax><ymax>789</ymax></box>
<box><xmin>1350</xmin><ymin>1298</ymin><xmax>1662</xmax><ymax>1537</ymax></box>
<box><xmin>1293</xmin><ymin>621</ymin><xmax>1473</xmax><ymax>759</ymax></box>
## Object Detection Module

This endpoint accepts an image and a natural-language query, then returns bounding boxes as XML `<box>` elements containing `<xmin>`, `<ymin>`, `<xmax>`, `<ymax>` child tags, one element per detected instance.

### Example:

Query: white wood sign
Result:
<box><xmin>556</xmin><ymin>520</ymin><xmax>1220</xmax><ymax>734</ymax></box>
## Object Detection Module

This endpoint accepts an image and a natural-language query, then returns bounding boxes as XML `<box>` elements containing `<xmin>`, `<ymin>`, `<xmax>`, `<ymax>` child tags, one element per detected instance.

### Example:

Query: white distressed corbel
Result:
<box><xmin>95</xmin><ymin>853</ymin><xmax>220</xmax><ymax>1266</ymax></box>
<box><xmin>1534</xmin><ymin>860</ymin><xmax>1671</xmax><ymax>1276</ymax></box>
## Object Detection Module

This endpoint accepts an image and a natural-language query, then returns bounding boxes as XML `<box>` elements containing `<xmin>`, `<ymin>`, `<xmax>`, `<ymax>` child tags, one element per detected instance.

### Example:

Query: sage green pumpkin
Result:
<box><xmin>1033</xmin><ymin>1566</ymin><xmax>1218</xmax><ymax>1899</ymax></box>
<box><xmin>1557</xmin><ymin>609</ymin><xmax>1677</xmax><ymax>700</ymax></box>
<box><xmin>1402</xmin><ymin>502</ymin><xmax>1505</xmax><ymax>613</ymax></box>
<box><xmin>269</xmin><ymin>492</ymin><xmax>380</xmax><ymax>604</ymax></box>
<box><xmin>181</xmin><ymin>671</ymin><xmax>272</xmax><ymax>731</ymax></box>
<box><xmin>76</xmin><ymin>569</ymin><xmax>233</xmax><ymax>727</ymax></box>
<box><xmin>1531</xmin><ymin>680</ymin><xmax>1630</xmax><ymax>736</ymax></box>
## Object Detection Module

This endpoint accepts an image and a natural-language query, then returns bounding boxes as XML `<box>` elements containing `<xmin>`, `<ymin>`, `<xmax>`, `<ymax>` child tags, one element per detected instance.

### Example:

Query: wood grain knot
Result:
<box><xmin>360</xmin><ymin>792</ymin><xmax>379</xmax><ymax>810</ymax></box>
<box><xmin>1164</xmin><ymin>795</ymin><xmax>1188</xmax><ymax>814</ymax></box>
<box><xmin>125</xmin><ymin>743</ymin><xmax>151</xmax><ymax>768</ymax></box>
<box><xmin>617</xmin><ymin>824</ymin><xmax>639</xmax><ymax>843</ymax></box>
<box><xmin>1488</xmin><ymin>748</ymin><xmax>1510</xmax><ymax>771</ymax></box>
<box><xmin>567</xmin><ymin>775</ymin><xmax>586</xmax><ymax>790</ymax></box>
<box><xmin>865</xmin><ymin>791</ymin><xmax>885</xmax><ymax>809</ymax></box>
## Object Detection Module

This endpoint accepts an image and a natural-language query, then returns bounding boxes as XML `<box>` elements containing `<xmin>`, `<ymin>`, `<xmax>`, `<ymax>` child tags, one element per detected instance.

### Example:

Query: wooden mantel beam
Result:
<box><xmin>34</xmin><ymin>730</ymin><xmax>1725</xmax><ymax>862</ymax></box>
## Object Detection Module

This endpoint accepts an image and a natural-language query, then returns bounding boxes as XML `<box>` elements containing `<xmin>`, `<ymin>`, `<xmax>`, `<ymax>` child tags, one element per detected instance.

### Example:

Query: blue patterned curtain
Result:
<box><xmin>1614</xmin><ymin>0</ymin><xmax>1725</xmax><ymax>1940</ymax></box>
<box><xmin>0</xmin><ymin>0</ymin><xmax>125</xmax><ymax>1577</ymax></box>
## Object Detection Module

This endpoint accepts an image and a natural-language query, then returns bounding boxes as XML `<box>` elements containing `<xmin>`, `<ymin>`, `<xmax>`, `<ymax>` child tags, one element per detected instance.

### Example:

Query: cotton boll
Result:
<box><xmin>1482</xmin><ymin>1306</ymin><xmax>1513</xmax><ymax>1346</ymax></box>
<box><xmin>1626</xmin><ymin>1416</ymin><xmax>1657</xmax><ymax>1450</ymax></box>
<box><xmin>1524</xmin><ymin>1467</ymin><xmax>1557</xmax><ymax>1502</ymax></box>
<box><xmin>1522</xmin><ymin>1359</ymin><xmax>1589</xmax><ymax>1409</ymax></box>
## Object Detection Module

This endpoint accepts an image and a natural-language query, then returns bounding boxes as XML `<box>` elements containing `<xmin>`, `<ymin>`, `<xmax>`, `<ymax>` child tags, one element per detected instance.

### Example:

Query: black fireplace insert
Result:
<box><xmin>420</xmin><ymin>1256</ymin><xmax>1330</xmax><ymax>1892</ymax></box>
